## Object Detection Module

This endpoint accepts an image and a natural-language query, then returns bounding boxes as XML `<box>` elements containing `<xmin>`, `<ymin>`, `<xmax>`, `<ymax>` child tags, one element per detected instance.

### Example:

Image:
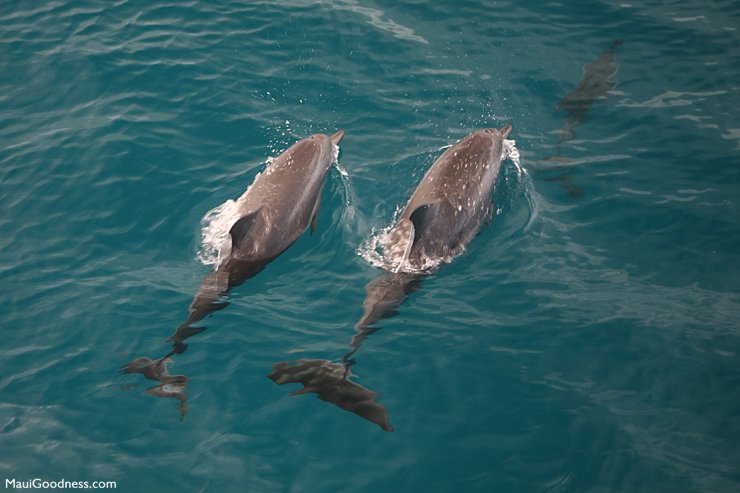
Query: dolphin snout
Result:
<box><xmin>308</xmin><ymin>130</ymin><xmax>344</xmax><ymax>146</ymax></box>
<box><xmin>482</xmin><ymin>125</ymin><xmax>512</xmax><ymax>138</ymax></box>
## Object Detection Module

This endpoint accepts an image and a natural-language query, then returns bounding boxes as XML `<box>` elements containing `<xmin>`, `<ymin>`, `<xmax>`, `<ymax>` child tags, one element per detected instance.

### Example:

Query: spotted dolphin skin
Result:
<box><xmin>269</xmin><ymin>126</ymin><xmax>513</xmax><ymax>431</ymax></box>
<box><xmin>385</xmin><ymin>125</ymin><xmax>513</xmax><ymax>272</ymax></box>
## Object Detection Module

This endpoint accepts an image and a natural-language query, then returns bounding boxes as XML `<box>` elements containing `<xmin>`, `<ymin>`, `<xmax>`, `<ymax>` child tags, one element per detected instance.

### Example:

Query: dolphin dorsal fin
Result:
<box><xmin>330</xmin><ymin>130</ymin><xmax>345</xmax><ymax>145</ymax></box>
<box><xmin>229</xmin><ymin>209</ymin><xmax>261</xmax><ymax>254</ymax></box>
<box><xmin>409</xmin><ymin>203</ymin><xmax>440</xmax><ymax>249</ymax></box>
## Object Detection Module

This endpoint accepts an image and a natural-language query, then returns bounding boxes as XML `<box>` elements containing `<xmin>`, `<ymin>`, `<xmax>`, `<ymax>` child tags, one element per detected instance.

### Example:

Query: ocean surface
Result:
<box><xmin>2</xmin><ymin>1</ymin><xmax>739</xmax><ymax>492</ymax></box>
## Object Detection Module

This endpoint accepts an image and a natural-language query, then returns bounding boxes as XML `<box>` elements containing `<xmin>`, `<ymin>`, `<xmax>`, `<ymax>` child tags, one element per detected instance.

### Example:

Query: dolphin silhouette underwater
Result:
<box><xmin>269</xmin><ymin>125</ymin><xmax>514</xmax><ymax>431</ymax></box>
<box><xmin>121</xmin><ymin>130</ymin><xmax>345</xmax><ymax>416</ymax></box>
<box><xmin>556</xmin><ymin>39</ymin><xmax>623</xmax><ymax>147</ymax></box>
<box><xmin>536</xmin><ymin>39</ymin><xmax>623</xmax><ymax>197</ymax></box>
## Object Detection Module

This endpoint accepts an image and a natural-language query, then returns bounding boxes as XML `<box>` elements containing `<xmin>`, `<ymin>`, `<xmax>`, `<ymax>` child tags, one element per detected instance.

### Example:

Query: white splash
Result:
<box><xmin>196</xmin><ymin>198</ymin><xmax>241</xmax><ymax>267</ymax></box>
<box><xmin>196</xmin><ymin>159</ymin><xmax>273</xmax><ymax>267</ymax></box>
<box><xmin>330</xmin><ymin>142</ymin><xmax>341</xmax><ymax>171</ymax></box>
<box><xmin>358</xmin><ymin>227</ymin><xmax>421</xmax><ymax>273</ymax></box>
<box><xmin>357</xmin><ymin>205</ymin><xmax>404</xmax><ymax>271</ymax></box>
<box><xmin>503</xmin><ymin>138</ymin><xmax>522</xmax><ymax>174</ymax></box>
<box><xmin>332</xmin><ymin>144</ymin><xmax>353</xmax><ymax>209</ymax></box>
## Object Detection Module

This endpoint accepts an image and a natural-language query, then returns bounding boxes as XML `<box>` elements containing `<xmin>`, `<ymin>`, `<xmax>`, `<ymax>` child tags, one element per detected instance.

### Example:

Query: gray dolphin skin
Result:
<box><xmin>269</xmin><ymin>126</ymin><xmax>512</xmax><ymax>431</ymax></box>
<box><xmin>121</xmin><ymin>130</ymin><xmax>344</xmax><ymax>415</ymax></box>
<box><xmin>165</xmin><ymin>129</ymin><xmax>345</xmax><ymax>355</ymax></box>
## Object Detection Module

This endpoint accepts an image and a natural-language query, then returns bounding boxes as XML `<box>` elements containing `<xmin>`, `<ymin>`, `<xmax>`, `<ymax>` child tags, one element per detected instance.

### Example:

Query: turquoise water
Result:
<box><xmin>2</xmin><ymin>1</ymin><xmax>740</xmax><ymax>491</ymax></box>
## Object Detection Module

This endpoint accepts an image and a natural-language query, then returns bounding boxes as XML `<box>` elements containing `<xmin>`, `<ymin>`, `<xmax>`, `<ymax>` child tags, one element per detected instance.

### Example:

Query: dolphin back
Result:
<box><xmin>384</xmin><ymin>126</ymin><xmax>512</xmax><ymax>271</ymax></box>
<box><xmin>227</xmin><ymin>131</ymin><xmax>343</xmax><ymax>260</ymax></box>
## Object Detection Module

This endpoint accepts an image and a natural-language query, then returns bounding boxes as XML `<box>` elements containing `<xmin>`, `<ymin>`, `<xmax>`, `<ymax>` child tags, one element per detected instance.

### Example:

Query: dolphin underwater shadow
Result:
<box><xmin>268</xmin><ymin>125</ymin><xmax>515</xmax><ymax>431</ymax></box>
<box><xmin>120</xmin><ymin>130</ymin><xmax>345</xmax><ymax>417</ymax></box>
<box><xmin>536</xmin><ymin>39</ymin><xmax>624</xmax><ymax>197</ymax></box>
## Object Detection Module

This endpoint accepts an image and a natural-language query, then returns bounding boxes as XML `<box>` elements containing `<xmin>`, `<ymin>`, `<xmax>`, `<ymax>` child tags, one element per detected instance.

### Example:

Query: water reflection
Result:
<box><xmin>269</xmin><ymin>273</ymin><xmax>422</xmax><ymax>432</ymax></box>
<box><xmin>120</xmin><ymin>357</ymin><xmax>189</xmax><ymax>420</ymax></box>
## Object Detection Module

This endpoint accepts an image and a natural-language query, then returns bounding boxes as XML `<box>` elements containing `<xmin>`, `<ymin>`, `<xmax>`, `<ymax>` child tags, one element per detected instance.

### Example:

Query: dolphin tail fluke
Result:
<box><xmin>611</xmin><ymin>39</ymin><xmax>624</xmax><ymax>50</ymax></box>
<box><xmin>330</xmin><ymin>130</ymin><xmax>345</xmax><ymax>145</ymax></box>
<box><xmin>120</xmin><ymin>357</ymin><xmax>162</xmax><ymax>379</ymax></box>
<box><xmin>268</xmin><ymin>359</ymin><xmax>393</xmax><ymax>432</ymax></box>
<box><xmin>499</xmin><ymin>124</ymin><xmax>513</xmax><ymax>139</ymax></box>
<box><xmin>120</xmin><ymin>356</ymin><xmax>189</xmax><ymax>420</ymax></box>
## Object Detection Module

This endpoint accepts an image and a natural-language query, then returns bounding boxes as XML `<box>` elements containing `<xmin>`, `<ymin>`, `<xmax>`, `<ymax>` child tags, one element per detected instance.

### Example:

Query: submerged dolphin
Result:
<box><xmin>535</xmin><ymin>39</ymin><xmax>623</xmax><ymax>197</ymax></box>
<box><xmin>269</xmin><ymin>126</ymin><xmax>513</xmax><ymax>431</ymax></box>
<box><xmin>122</xmin><ymin>130</ymin><xmax>344</xmax><ymax>415</ymax></box>
<box><xmin>556</xmin><ymin>39</ymin><xmax>623</xmax><ymax>146</ymax></box>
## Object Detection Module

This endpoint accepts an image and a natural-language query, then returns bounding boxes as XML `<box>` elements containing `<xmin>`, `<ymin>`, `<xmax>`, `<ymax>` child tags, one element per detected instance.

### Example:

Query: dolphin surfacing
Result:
<box><xmin>121</xmin><ymin>130</ymin><xmax>344</xmax><ymax>416</ymax></box>
<box><xmin>166</xmin><ymin>130</ymin><xmax>345</xmax><ymax>354</ymax></box>
<box><xmin>386</xmin><ymin>125</ymin><xmax>512</xmax><ymax>272</ymax></box>
<box><xmin>269</xmin><ymin>125</ymin><xmax>513</xmax><ymax>431</ymax></box>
